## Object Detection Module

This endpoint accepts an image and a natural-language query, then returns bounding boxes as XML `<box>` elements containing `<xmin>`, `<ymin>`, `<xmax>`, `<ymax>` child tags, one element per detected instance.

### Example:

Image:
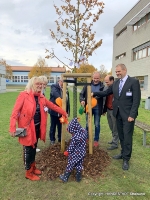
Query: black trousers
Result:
<box><xmin>116</xmin><ymin>110</ymin><xmax>135</xmax><ymax>161</ymax></box>
<box><xmin>49</xmin><ymin>114</ymin><xmax>62</xmax><ymax>142</ymax></box>
<box><xmin>23</xmin><ymin>124</ymin><xmax>40</xmax><ymax>170</ymax></box>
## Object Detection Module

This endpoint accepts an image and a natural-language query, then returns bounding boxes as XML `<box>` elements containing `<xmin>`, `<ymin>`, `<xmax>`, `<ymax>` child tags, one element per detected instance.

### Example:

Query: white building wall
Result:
<box><xmin>0</xmin><ymin>64</ymin><xmax>6</xmax><ymax>93</ymax></box>
<box><xmin>112</xmin><ymin>0</ymin><xmax>150</xmax><ymax>98</ymax></box>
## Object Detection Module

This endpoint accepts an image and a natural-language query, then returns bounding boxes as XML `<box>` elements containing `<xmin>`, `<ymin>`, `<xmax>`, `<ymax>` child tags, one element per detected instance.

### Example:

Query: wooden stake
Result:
<box><xmin>87</xmin><ymin>77</ymin><xmax>93</xmax><ymax>154</ymax></box>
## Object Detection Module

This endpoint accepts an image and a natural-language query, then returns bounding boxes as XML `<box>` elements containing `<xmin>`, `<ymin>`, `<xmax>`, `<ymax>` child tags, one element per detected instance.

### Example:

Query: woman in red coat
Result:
<box><xmin>9</xmin><ymin>76</ymin><xmax>68</xmax><ymax>181</ymax></box>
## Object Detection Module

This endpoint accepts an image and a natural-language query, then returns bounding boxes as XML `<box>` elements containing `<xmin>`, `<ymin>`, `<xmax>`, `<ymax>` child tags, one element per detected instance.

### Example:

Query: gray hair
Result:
<box><xmin>116</xmin><ymin>64</ymin><xmax>127</xmax><ymax>70</ymax></box>
<box><xmin>92</xmin><ymin>71</ymin><xmax>101</xmax><ymax>77</ymax></box>
<box><xmin>39</xmin><ymin>75</ymin><xmax>48</xmax><ymax>84</ymax></box>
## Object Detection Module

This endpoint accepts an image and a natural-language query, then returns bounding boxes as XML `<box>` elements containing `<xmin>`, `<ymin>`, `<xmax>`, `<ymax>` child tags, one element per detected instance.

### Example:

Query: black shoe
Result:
<box><xmin>107</xmin><ymin>146</ymin><xmax>118</xmax><ymax>150</ymax></box>
<box><xmin>108</xmin><ymin>141</ymin><xmax>113</xmax><ymax>144</ymax></box>
<box><xmin>113</xmin><ymin>154</ymin><xmax>123</xmax><ymax>159</ymax></box>
<box><xmin>122</xmin><ymin>160</ymin><xmax>129</xmax><ymax>170</ymax></box>
<box><xmin>58</xmin><ymin>139</ymin><xmax>61</xmax><ymax>143</ymax></box>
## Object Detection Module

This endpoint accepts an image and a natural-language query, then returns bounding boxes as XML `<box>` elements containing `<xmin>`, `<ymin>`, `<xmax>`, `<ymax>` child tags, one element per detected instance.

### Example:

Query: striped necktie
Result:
<box><xmin>119</xmin><ymin>79</ymin><xmax>123</xmax><ymax>96</ymax></box>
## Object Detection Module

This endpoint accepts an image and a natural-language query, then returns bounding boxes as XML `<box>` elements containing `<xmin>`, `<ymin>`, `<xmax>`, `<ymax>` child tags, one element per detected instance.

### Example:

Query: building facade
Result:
<box><xmin>7</xmin><ymin>66</ymin><xmax>66</xmax><ymax>86</ymax></box>
<box><xmin>112</xmin><ymin>0</ymin><xmax>150</xmax><ymax>98</ymax></box>
<box><xmin>0</xmin><ymin>64</ymin><xmax>6</xmax><ymax>93</ymax></box>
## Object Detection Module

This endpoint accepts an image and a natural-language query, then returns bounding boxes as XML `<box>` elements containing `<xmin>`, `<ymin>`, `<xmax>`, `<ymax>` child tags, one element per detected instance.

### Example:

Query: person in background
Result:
<box><xmin>79</xmin><ymin>71</ymin><xmax>104</xmax><ymax>147</ymax></box>
<box><xmin>39</xmin><ymin>75</ymin><xmax>48</xmax><ymax>96</ymax></box>
<box><xmin>36</xmin><ymin>76</ymin><xmax>48</xmax><ymax>152</ymax></box>
<box><xmin>91</xmin><ymin>64</ymin><xmax>141</xmax><ymax>170</ymax></box>
<box><xmin>49</xmin><ymin>78</ymin><xmax>70</xmax><ymax>145</ymax></box>
<box><xmin>9</xmin><ymin>77</ymin><xmax>68</xmax><ymax>181</ymax></box>
<box><xmin>59</xmin><ymin>118</ymin><xmax>88</xmax><ymax>182</ymax></box>
<box><xmin>103</xmin><ymin>75</ymin><xmax>119</xmax><ymax>150</ymax></box>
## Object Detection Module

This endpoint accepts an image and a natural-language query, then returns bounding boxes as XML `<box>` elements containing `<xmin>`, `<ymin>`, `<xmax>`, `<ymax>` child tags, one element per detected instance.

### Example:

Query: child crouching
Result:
<box><xmin>59</xmin><ymin>118</ymin><xmax>88</xmax><ymax>182</ymax></box>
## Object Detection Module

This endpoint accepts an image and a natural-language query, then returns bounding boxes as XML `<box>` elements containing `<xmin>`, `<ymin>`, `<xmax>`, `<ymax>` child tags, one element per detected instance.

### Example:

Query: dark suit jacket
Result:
<box><xmin>93</xmin><ymin>76</ymin><xmax>141</xmax><ymax>121</ymax></box>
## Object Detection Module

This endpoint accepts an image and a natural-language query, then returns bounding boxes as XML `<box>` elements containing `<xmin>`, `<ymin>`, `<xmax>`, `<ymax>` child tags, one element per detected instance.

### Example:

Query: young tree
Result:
<box><xmin>46</xmin><ymin>0</ymin><xmax>105</xmax><ymax>116</ymax></box>
<box><xmin>0</xmin><ymin>59</ymin><xmax>13</xmax><ymax>79</ymax></box>
<box><xmin>28</xmin><ymin>57</ymin><xmax>51</xmax><ymax>78</ymax></box>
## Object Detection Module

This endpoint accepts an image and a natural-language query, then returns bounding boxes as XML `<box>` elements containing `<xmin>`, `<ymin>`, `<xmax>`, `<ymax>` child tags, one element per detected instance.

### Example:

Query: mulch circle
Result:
<box><xmin>36</xmin><ymin>142</ymin><xmax>111</xmax><ymax>181</ymax></box>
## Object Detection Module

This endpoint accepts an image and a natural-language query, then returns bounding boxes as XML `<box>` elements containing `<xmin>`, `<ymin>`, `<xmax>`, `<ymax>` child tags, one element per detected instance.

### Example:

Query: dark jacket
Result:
<box><xmin>93</xmin><ymin>76</ymin><xmax>141</xmax><ymax>120</ymax></box>
<box><xmin>79</xmin><ymin>81</ymin><xmax>104</xmax><ymax>115</ymax></box>
<box><xmin>49</xmin><ymin>83</ymin><xmax>70</xmax><ymax>116</ymax></box>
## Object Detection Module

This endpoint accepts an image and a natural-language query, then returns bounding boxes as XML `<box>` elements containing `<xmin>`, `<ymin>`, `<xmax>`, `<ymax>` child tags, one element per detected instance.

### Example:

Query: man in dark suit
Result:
<box><xmin>91</xmin><ymin>64</ymin><xmax>141</xmax><ymax>170</ymax></box>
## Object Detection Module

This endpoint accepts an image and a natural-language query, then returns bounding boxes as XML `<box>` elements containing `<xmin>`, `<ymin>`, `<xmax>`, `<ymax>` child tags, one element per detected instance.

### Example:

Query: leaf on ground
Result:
<box><xmin>36</xmin><ymin>142</ymin><xmax>111</xmax><ymax>181</ymax></box>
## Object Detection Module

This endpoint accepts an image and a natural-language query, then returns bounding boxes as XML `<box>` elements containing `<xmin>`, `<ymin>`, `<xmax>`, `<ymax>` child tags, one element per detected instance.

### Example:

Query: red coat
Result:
<box><xmin>9</xmin><ymin>91</ymin><xmax>67</xmax><ymax>147</ymax></box>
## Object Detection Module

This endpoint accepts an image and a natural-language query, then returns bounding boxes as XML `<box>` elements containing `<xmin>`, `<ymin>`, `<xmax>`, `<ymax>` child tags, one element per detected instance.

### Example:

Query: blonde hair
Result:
<box><xmin>39</xmin><ymin>75</ymin><xmax>48</xmax><ymax>84</ymax></box>
<box><xmin>25</xmin><ymin>76</ymin><xmax>42</xmax><ymax>92</ymax></box>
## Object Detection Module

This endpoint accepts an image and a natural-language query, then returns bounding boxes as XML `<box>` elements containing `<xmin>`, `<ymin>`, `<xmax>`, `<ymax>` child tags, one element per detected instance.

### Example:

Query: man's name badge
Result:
<box><xmin>126</xmin><ymin>90</ymin><xmax>132</xmax><ymax>96</ymax></box>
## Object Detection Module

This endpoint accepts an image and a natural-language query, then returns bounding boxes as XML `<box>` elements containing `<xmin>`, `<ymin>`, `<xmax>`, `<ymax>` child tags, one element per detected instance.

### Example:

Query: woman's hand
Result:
<box><xmin>9</xmin><ymin>132</ymin><xmax>16</xmax><ymax>137</ymax></box>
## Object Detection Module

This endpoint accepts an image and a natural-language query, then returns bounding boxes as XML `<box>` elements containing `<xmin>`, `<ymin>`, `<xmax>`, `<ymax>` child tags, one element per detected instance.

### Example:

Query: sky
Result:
<box><xmin>0</xmin><ymin>0</ymin><xmax>139</xmax><ymax>71</ymax></box>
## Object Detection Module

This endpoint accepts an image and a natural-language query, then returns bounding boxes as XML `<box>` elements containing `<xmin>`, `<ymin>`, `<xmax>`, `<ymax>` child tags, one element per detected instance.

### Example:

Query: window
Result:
<box><xmin>133</xmin><ymin>52</ymin><xmax>138</xmax><ymax>60</ymax></box>
<box><xmin>141</xmin><ymin>16</ymin><xmax>146</xmax><ymax>25</ymax></box>
<box><xmin>12</xmin><ymin>75</ymin><xmax>28</xmax><ymax>82</ymax></box>
<box><xmin>137</xmin><ymin>20</ymin><xmax>141</xmax><ymax>28</ymax></box>
<box><xmin>23</xmin><ymin>76</ymin><xmax>28</xmax><ymax>82</ymax></box>
<box><xmin>148</xmin><ymin>47</ymin><xmax>150</xmax><ymax>56</ymax></box>
<box><xmin>133</xmin><ymin>12</ymin><xmax>150</xmax><ymax>31</ymax></box>
<box><xmin>115</xmin><ymin>53</ymin><xmax>126</xmax><ymax>60</ymax></box>
<box><xmin>133</xmin><ymin>41</ymin><xmax>150</xmax><ymax>60</ymax></box>
<box><xmin>142</xmin><ymin>48</ymin><xmax>147</xmax><ymax>57</ymax></box>
<box><xmin>138</xmin><ymin>50</ymin><xmax>142</xmax><ymax>59</ymax></box>
<box><xmin>49</xmin><ymin>77</ymin><xmax>54</xmax><ymax>83</ymax></box>
<box><xmin>133</xmin><ymin>24</ymin><xmax>137</xmax><ymax>31</ymax></box>
<box><xmin>135</xmin><ymin>76</ymin><xmax>144</xmax><ymax>90</ymax></box>
<box><xmin>133</xmin><ymin>48</ymin><xmax>148</xmax><ymax>60</ymax></box>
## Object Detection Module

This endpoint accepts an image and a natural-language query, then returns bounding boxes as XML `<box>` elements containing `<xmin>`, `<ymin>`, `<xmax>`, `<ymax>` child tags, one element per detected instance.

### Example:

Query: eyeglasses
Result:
<box><xmin>35</xmin><ymin>82</ymin><xmax>42</xmax><ymax>86</ymax></box>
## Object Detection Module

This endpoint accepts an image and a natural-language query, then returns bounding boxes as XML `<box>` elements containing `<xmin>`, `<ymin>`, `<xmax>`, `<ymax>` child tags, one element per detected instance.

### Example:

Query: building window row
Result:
<box><xmin>116</xmin><ymin>27</ymin><xmax>127</xmax><ymax>38</ymax></box>
<box><xmin>47</xmin><ymin>77</ymin><xmax>54</xmax><ymax>83</ymax></box>
<box><xmin>47</xmin><ymin>76</ymin><xmax>61</xmax><ymax>83</ymax></box>
<box><xmin>133</xmin><ymin>46</ymin><xmax>150</xmax><ymax>61</ymax></box>
<box><xmin>11</xmin><ymin>76</ymin><xmax>61</xmax><ymax>83</ymax></box>
<box><xmin>133</xmin><ymin>12</ymin><xmax>150</xmax><ymax>31</ymax></box>
<box><xmin>12</xmin><ymin>76</ymin><xmax>28</xmax><ymax>82</ymax></box>
<box><xmin>115</xmin><ymin>53</ymin><xmax>126</xmax><ymax>60</ymax></box>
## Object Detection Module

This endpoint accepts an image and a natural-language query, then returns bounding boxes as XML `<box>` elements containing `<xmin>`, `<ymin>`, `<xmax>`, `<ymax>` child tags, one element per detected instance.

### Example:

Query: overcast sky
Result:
<box><xmin>0</xmin><ymin>0</ymin><xmax>139</xmax><ymax>71</ymax></box>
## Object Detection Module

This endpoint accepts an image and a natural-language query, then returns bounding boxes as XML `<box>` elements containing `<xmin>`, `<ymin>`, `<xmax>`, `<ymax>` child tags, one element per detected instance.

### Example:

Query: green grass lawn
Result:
<box><xmin>0</xmin><ymin>87</ymin><xmax>150</xmax><ymax>200</ymax></box>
